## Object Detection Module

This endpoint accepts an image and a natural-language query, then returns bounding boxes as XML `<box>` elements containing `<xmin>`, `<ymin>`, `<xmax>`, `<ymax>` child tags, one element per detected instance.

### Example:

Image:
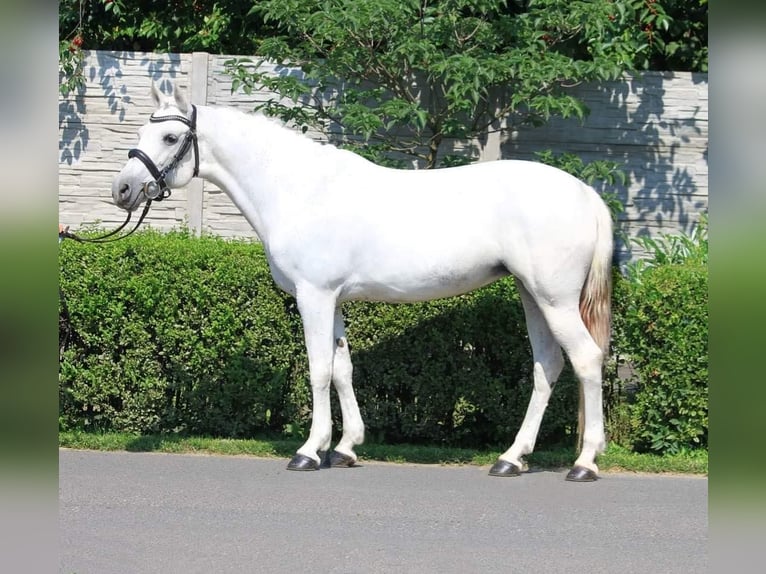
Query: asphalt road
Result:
<box><xmin>59</xmin><ymin>449</ymin><xmax>707</xmax><ymax>574</ymax></box>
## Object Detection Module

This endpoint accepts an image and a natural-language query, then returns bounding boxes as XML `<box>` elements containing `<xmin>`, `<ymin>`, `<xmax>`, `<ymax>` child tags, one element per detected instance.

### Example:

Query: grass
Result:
<box><xmin>59</xmin><ymin>431</ymin><xmax>707</xmax><ymax>475</ymax></box>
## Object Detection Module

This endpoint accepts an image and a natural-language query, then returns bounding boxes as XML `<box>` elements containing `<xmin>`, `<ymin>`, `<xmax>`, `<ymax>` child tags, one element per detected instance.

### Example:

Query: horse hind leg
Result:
<box><xmin>327</xmin><ymin>307</ymin><xmax>365</xmax><ymax>468</ymax></box>
<box><xmin>489</xmin><ymin>282</ymin><xmax>565</xmax><ymax>477</ymax></box>
<box><xmin>539</xmin><ymin>303</ymin><xmax>607</xmax><ymax>482</ymax></box>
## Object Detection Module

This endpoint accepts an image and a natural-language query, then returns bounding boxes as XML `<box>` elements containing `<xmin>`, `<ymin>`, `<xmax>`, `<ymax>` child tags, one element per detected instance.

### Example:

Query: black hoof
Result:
<box><xmin>328</xmin><ymin>450</ymin><xmax>356</xmax><ymax>468</ymax></box>
<box><xmin>488</xmin><ymin>459</ymin><xmax>522</xmax><ymax>477</ymax></box>
<box><xmin>565</xmin><ymin>466</ymin><xmax>598</xmax><ymax>482</ymax></box>
<box><xmin>286</xmin><ymin>454</ymin><xmax>320</xmax><ymax>471</ymax></box>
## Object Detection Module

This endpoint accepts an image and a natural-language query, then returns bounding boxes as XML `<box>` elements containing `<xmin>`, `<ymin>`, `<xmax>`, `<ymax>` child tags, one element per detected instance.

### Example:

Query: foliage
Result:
<box><xmin>342</xmin><ymin>283</ymin><xmax>580</xmax><ymax>448</ymax></box>
<box><xmin>646</xmin><ymin>0</ymin><xmax>708</xmax><ymax>72</ymax></box>
<box><xmin>625</xmin><ymin>212</ymin><xmax>707</xmax><ymax>282</ymax></box>
<box><xmin>57</xmin><ymin>1</ymin><xmax>707</xmax><ymax>99</ymax></box>
<box><xmin>59</xmin><ymin>39</ymin><xmax>86</xmax><ymax>97</ymax></box>
<box><xmin>224</xmin><ymin>0</ymin><xmax>672</xmax><ymax>168</ymax></box>
<box><xmin>58</xmin><ymin>1</ymin><xmax>707</xmax><ymax>70</ymax></box>
<box><xmin>612</xmin><ymin>264</ymin><xmax>707</xmax><ymax>454</ymax></box>
<box><xmin>59</xmin><ymin>1</ymin><xmax>267</xmax><ymax>54</ymax></box>
<box><xmin>59</xmin><ymin>230</ymin><xmax>309</xmax><ymax>437</ymax></box>
<box><xmin>610</xmin><ymin>216</ymin><xmax>708</xmax><ymax>454</ymax></box>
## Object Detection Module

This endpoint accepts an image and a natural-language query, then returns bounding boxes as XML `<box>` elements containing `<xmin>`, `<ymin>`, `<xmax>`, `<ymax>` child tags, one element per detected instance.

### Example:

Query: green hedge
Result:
<box><xmin>59</xmin><ymin>231</ymin><xmax>309</xmax><ymax>437</ymax></box>
<box><xmin>59</xmin><ymin>230</ymin><xmax>707</xmax><ymax>453</ymax></box>
<box><xmin>611</xmin><ymin>264</ymin><xmax>708</xmax><ymax>453</ymax></box>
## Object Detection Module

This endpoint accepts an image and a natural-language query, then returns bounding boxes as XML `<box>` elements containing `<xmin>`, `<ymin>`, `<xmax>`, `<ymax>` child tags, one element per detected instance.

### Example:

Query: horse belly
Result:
<box><xmin>341</xmin><ymin>258</ymin><xmax>510</xmax><ymax>303</ymax></box>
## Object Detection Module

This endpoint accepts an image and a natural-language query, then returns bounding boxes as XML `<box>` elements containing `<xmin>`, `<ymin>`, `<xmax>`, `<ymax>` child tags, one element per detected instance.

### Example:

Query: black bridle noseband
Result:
<box><xmin>60</xmin><ymin>105</ymin><xmax>199</xmax><ymax>244</ymax></box>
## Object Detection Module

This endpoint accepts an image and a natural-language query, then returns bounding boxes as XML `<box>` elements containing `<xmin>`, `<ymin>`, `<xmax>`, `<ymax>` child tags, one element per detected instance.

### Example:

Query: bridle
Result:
<box><xmin>60</xmin><ymin>105</ymin><xmax>199</xmax><ymax>244</ymax></box>
<box><xmin>129</xmin><ymin>104</ymin><xmax>200</xmax><ymax>202</ymax></box>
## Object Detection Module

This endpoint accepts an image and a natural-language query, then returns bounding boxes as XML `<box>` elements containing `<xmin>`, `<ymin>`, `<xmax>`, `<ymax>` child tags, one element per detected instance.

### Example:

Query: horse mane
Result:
<box><xmin>212</xmin><ymin>105</ymin><xmax>335</xmax><ymax>154</ymax></box>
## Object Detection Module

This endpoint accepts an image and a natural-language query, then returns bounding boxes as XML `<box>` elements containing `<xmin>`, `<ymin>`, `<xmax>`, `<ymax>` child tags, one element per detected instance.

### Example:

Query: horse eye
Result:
<box><xmin>163</xmin><ymin>134</ymin><xmax>179</xmax><ymax>145</ymax></box>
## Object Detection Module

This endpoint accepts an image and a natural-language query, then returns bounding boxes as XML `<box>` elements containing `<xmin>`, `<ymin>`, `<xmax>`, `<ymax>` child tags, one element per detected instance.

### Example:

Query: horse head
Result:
<box><xmin>112</xmin><ymin>83</ymin><xmax>199</xmax><ymax>211</ymax></box>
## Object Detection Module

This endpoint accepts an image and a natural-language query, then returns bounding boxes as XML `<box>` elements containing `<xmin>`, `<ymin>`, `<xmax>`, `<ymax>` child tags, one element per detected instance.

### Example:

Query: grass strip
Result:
<box><xmin>59</xmin><ymin>431</ymin><xmax>707</xmax><ymax>475</ymax></box>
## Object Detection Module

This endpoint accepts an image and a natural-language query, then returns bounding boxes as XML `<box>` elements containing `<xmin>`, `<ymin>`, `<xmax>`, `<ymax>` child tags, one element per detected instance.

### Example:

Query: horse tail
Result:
<box><xmin>579</xmin><ymin>188</ymin><xmax>613</xmax><ymax>356</ymax></box>
<box><xmin>577</xmin><ymin>186</ymin><xmax>614</xmax><ymax>448</ymax></box>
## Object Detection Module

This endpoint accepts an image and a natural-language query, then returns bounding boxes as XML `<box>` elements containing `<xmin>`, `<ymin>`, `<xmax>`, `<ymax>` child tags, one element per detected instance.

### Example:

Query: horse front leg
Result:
<box><xmin>286</xmin><ymin>286</ymin><xmax>337</xmax><ymax>471</ymax></box>
<box><xmin>327</xmin><ymin>307</ymin><xmax>364</xmax><ymax>467</ymax></box>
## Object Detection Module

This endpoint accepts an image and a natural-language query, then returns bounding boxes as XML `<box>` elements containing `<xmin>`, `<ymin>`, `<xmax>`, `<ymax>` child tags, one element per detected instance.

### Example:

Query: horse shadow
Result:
<box><xmin>337</xmin><ymin>282</ymin><xmax>580</xmax><ymax>451</ymax></box>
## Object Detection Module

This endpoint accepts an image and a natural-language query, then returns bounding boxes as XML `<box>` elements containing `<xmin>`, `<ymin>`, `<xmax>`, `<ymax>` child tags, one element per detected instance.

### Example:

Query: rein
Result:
<box><xmin>59</xmin><ymin>200</ymin><xmax>154</xmax><ymax>244</ymax></box>
<box><xmin>60</xmin><ymin>105</ymin><xmax>199</xmax><ymax>244</ymax></box>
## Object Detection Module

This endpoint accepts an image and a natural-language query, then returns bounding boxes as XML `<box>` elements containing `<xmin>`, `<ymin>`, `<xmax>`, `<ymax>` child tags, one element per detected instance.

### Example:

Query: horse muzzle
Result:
<box><xmin>112</xmin><ymin>177</ymin><xmax>158</xmax><ymax>212</ymax></box>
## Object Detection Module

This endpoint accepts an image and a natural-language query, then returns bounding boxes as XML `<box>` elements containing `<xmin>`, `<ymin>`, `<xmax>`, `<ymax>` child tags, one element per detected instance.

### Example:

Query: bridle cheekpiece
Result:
<box><xmin>127</xmin><ymin>104</ymin><xmax>199</xmax><ymax>202</ymax></box>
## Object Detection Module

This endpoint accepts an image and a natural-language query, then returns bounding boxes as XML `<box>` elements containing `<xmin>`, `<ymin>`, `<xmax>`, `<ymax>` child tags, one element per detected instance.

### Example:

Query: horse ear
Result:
<box><xmin>150</xmin><ymin>83</ymin><xmax>164</xmax><ymax>108</ymax></box>
<box><xmin>174</xmin><ymin>88</ymin><xmax>190</xmax><ymax>115</ymax></box>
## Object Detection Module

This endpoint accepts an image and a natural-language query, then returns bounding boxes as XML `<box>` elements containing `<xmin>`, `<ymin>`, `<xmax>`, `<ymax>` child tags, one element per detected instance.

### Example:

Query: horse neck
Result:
<box><xmin>195</xmin><ymin>105</ymin><xmax>322</xmax><ymax>243</ymax></box>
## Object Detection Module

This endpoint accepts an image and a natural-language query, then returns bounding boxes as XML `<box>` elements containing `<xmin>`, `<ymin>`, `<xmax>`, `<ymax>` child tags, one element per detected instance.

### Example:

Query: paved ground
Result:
<box><xmin>59</xmin><ymin>449</ymin><xmax>707</xmax><ymax>574</ymax></box>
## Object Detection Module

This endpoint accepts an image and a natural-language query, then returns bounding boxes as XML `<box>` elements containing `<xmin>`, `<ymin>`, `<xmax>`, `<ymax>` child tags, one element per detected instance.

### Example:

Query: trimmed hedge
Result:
<box><xmin>59</xmin><ymin>230</ymin><xmax>707</xmax><ymax>453</ymax></box>
<box><xmin>59</xmin><ymin>231</ymin><xmax>309</xmax><ymax>437</ymax></box>
<box><xmin>611</xmin><ymin>264</ymin><xmax>708</xmax><ymax>453</ymax></box>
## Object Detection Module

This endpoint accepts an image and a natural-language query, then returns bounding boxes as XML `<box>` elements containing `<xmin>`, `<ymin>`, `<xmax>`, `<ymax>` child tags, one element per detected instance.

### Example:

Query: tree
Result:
<box><xmin>645</xmin><ymin>0</ymin><xmax>707</xmax><ymax>72</ymax></box>
<box><xmin>59</xmin><ymin>0</ymin><xmax>271</xmax><ymax>95</ymax></box>
<box><xmin>224</xmin><ymin>0</ymin><xmax>671</xmax><ymax>170</ymax></box>
<box><xmin>59</xmin><ymin>0</ymin><xmax>267</xmax><ymax>53</ymax></box>
<box><xmin>58</xmin><ymin>1</ymin><xmax>707</xmax><ymax>96</ymax></box>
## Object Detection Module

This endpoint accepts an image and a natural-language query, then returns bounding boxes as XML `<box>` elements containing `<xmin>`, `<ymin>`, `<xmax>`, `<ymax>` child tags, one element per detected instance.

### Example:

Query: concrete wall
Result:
<box><xmin>59</xmin><ymin>51</ymin><xmax>708</xmax><ymax>262</ymax></box>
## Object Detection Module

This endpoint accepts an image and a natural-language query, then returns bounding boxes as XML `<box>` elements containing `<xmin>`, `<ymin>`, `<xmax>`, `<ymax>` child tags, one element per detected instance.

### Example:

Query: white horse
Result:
<box><xmin>113</xmin><ymin>85</ymin><xmax>613</xmax><ymax>481</ymax></box>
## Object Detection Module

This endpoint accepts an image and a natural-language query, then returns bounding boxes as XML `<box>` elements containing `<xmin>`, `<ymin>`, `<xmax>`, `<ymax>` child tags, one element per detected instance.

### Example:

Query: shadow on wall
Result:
<box><xmin>499</xmin><ymin>72</ymin><xmax>708</xmax><ymax>260</ymax></box>
<box><xmin>611</xmin><ymin>73</ymin><xmax>707</xmax><ymax>233</ymax></box>
<box><xmin>59</xmin><ymin>95</ymin><xmax>88</xmax><ymax>166</ymax></box>
<box><xmin>59</xmin><ymin>51</ymin><xmax>184</xmax><ymax>165</ymax></box>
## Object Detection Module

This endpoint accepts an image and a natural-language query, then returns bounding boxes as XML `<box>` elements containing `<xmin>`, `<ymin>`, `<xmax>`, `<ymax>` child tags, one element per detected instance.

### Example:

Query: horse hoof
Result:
<box><xmin>328</xmin><ymin>450</ymin><xmax>356</xmax><ymax>468</ymax></box>
<box><xmin>488</xmin><ymin>459</ymin><xmax>522</xmax><ymax>477</ymax></box>
<box><xmin>565</xmin><ymin>466</ymin><xmax>598</xmax><ymax>482</ymax></box>
<box><xmin>286</xmin><ymin>454</ymin><xmax>320</xmax><ymax>471</ymax></box>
